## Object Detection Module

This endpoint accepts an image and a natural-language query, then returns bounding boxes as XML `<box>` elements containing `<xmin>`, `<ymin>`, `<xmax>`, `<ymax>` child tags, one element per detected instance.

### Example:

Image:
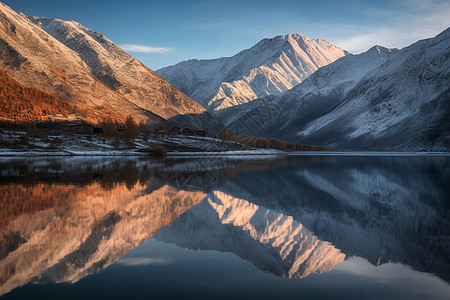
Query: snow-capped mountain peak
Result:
<box><xmin>156</xmin><ymin>33</ymin><xmax>348</xmax><ymax>116</ymax></box>
<box><xmin>227</xmin><ymin>28</ymin><xmax>449</xmax><ymax>151</ymax></box>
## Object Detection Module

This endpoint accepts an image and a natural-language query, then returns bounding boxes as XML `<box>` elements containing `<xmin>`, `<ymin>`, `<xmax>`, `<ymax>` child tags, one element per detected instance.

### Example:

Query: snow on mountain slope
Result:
<box><xmin>227</xmin><ymin>45</ymin><xmax>396</xmax><ymax>131</ymax></box>
<box><xmin>0</xmin><ymin>3</ymin><xmax>221</xmax><ymax>130</ymax></box>
<box><xmin>155</xmin><ymin>187</ymin><xmax>348</xmax><ymax>279</ymax></box>
<box><xmin>156</xmin><ymin>34</ymin><xmax>347</xmax><ymax>114</ymax></box>
<box><xmin>229</xmin><ymin>28</ymin><xmax>450</xmax><ymax>150</ymax></box>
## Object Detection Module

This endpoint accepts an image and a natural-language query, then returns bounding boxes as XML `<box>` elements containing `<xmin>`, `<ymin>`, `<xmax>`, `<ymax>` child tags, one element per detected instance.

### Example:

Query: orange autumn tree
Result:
<box><xmin>124</xmin><ymin>115</ymin><xmax>139</xmax><ymax>139</ymax></box>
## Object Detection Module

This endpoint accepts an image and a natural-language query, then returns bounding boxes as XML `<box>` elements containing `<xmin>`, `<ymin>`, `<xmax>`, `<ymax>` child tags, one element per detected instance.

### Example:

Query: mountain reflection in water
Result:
<box><xmin>0</xmin><ymin>155</ymin><xmax>449</xmax><ymax>298</ymax></box>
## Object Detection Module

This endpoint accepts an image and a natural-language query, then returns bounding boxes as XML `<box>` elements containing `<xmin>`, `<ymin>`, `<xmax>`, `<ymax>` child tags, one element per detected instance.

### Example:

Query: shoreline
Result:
<box><xmin>1</xmin><ymin>130</ymin><xmax>448</xmax><ymax>158</ymax></box>
<box><xmin>0</xmin><ymin>150</ymin><xmax>449</xmax><ymax>158</ymax></box>
<box><xmin>287</xmin><ymin>151</ymin><xmax>450</xmax><ymax>157</ymax></box>
<box><xmin>0</xmin><ymin>149</ymin><xmax>285</xmax><ymax>157</ymax></box>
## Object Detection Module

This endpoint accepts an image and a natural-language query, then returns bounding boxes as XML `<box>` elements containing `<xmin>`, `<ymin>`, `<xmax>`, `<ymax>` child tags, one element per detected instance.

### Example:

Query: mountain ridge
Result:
<box><xmin>0</xmin><ymin>2</ymin><xmax>222</xmax><ymax>131</ymax></box>
<box><xmin>227</xmin><ymin>28</ymin><xmax>450</xmax><ymax>150</ymax></box>
<box><xmin>156</xmin><ymin>33</ymin><xmax>348</xmax><ymax>116</ymax></box>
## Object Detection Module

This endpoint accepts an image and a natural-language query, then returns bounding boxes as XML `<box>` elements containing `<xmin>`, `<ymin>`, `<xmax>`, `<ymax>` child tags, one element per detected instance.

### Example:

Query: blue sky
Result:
<box><xmin>3</xmin><ymin>0</ymin><xmax>449</xmax><ymax>69</ymax></box>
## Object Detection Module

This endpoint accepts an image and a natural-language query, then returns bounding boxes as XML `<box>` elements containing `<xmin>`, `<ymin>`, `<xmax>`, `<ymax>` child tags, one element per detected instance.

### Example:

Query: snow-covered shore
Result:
<box><xmin>2</xmin><ymin>131</ymin><xmax>447</xmax><ymax>157</ymax></box>
<box><xmin>0</xmin><ymin>130</ymin><xmax>286</xmax><ymax>157</ymax></box>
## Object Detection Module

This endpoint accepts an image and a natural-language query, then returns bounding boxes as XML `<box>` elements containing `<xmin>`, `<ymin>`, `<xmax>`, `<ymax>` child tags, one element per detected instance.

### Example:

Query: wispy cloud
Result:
<box><xmin>120</xmin><ymin>44</ymin><xmax>173</xmax><ymax>54</ymax></box>
<box><xmin>116</xmin><ymin>257</ymin><xmax>170</xmax><ymax>266</ymax></box>
<box><xmin>333</xmin><ymin>0</ymin><xmax>450</xmax><ymax>53</ymax></box>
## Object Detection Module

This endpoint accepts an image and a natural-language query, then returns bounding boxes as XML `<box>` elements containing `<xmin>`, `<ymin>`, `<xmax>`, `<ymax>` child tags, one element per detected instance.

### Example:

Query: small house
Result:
<box><xmin>62</xmin><ymin>123</ymin><xmax>96</xmax><ymax>134</ymax></box>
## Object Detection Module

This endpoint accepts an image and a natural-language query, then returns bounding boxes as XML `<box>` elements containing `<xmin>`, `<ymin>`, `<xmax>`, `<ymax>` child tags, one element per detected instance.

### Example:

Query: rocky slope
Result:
<box><xmin>157</xmin><ymin>34</ymin><xmax>347</xmax><ymax>115</ymax></box>
<box><xmin>228</xmin><ymin>28</ymin><xmax>450</xmax><ymax>150</ymax></box>
<box><xmin>0</xmin><ymin>2</ymin><xmax>221</xmax><ymax>130</ymax></box>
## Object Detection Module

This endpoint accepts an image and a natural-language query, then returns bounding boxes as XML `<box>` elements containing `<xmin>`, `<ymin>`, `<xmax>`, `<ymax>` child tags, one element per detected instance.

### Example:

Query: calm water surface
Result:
<box><xmin>0</xmin><ymin>155</ymin><xmax>449</xmax><ymax>300</ymax></box>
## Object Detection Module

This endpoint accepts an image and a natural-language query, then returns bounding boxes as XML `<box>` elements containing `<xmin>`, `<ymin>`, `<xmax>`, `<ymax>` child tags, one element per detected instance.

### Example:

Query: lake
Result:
<box><xmin>0</xmin><ymin>154</ymin><xmax>449</xmax><ymax>300</ymax></box>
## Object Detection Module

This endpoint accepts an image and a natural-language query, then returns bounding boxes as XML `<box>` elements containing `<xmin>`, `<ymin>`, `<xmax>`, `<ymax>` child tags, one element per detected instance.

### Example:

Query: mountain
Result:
<box><xmin>155</xmin><ymin>188</ymin><xmax>348</xmax><ymax>279</ymax></box>
<box><xmin>228</xmin><ymin>28</ymin><xmax>450</xmax><ymax>151</ymax></box>
<box><xmin>156</xmin><ymin>34</ymin><xmax>348</xmax><ymax>115</ymax></box>
<box><xmin>226</xmin><ymin>45</ymin><xmax>397</xmax><ymax>131</ymax></box>
<box><xmin>0</xmin><ymin>2</ymin><xmax>221</xmax><ymax>130</ymax></box>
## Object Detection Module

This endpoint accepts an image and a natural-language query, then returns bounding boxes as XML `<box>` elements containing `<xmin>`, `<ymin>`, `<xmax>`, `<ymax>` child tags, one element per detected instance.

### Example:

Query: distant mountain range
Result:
<box><xmin>0</xmin><ymin>2</ymin><xmax>221</xmax><ymax>131</ymax></box>
<box><xmin>1</xmin><ymin>1</ymin><xmax>448</xmax><ymax>150</ymax></box>
<box><xmin>157</xmin><ymin>34</ymin><xmax>348</xmax><ymax>113</ymax></box>
<box><xmin>224</xmin><ymin>29</ymin><xmax>449</xmax><ymax>151</ymax></box>
<box><xmin>158</xmin><ymin>28</ymin><xmax>449</xmax><ymax>151</ymax></box>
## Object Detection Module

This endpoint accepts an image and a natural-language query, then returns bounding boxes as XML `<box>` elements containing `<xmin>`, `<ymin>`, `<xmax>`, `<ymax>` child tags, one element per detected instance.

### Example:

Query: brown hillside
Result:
<box><xmin>0</xmin><ymin>2</ymin><xmax>222</xmax><ymax>131</ymax></box>
<box><xmin>0</xmin><ymin>68</ymin><xmax>125</xmax><ymax>123</ymax></box>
